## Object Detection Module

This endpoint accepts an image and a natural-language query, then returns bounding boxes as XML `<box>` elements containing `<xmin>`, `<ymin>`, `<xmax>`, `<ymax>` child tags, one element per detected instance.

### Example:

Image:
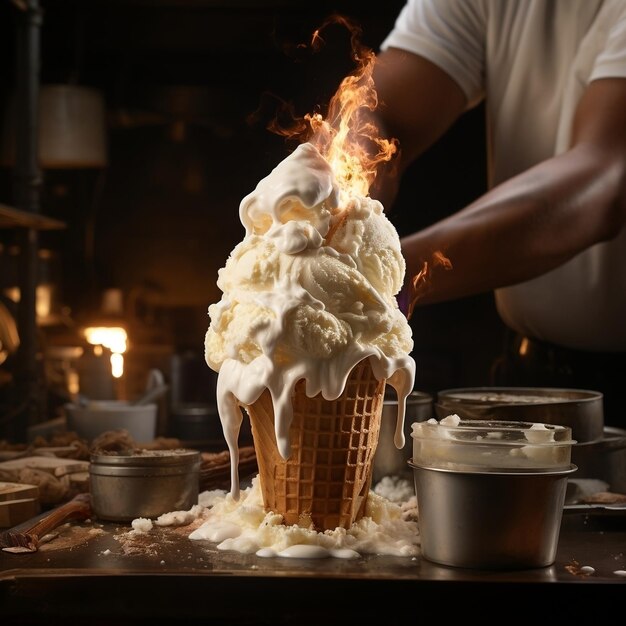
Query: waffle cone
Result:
<box><xmin>243</xmin><ymin>359</ymin><xmax>385</xmax><ymax>531</ymax></box>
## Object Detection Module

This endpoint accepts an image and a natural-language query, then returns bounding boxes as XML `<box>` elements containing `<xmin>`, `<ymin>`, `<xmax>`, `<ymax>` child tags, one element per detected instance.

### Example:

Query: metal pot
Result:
<box><xmin>435</xmin><ymin>386</ymin><xmax>604</xmax><ymax>443</ymax></box>
<box><xmin>435</xmin><ymin>386</ymin><xmax>626</xmax><ymax>494</ymax></box>
<box><xmin>571</xmin><ymin>426</ymin><xmax>626</xmax><ymax>493</ymax></box>
<box><xmin>89</xmin><ymin>448</ymin><xmax>200</xmax><ymax>521</ymax></box>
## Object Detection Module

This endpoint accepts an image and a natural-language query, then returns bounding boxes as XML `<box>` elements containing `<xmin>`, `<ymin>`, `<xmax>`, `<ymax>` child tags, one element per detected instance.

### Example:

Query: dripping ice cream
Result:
<box><xmin>204</xmin><ymin>141</ymin><xmax>416</xmax><ymax>530</ymax></box>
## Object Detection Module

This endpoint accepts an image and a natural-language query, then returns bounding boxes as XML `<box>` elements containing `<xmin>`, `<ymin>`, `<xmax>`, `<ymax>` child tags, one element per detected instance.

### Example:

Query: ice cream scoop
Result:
<box><xmin>205</xmin><ymin>142</ymin><xmax>416</xmax><ymax>502</ymax></box>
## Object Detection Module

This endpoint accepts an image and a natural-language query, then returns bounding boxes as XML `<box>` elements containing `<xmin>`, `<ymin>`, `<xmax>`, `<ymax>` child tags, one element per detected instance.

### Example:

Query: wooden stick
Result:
<box><xmin>0</xmin><ymin>493</ymin><xmax>92</xmax><ymax>553</ymax></box>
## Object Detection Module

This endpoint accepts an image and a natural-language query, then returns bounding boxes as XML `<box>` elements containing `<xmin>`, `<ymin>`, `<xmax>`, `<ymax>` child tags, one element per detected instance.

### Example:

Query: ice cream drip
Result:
<box><xmin>205</xmin><ymin>142</ymin><xmax>415</xmax><ymax>498</ymax></box>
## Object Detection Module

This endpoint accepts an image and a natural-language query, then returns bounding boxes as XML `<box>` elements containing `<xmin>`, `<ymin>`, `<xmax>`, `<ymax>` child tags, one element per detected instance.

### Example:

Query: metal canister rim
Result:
<box><xmin>90</xmin><ymin>462</ymin><xmax>200</xmax><ymax>478</ymax></box>
<box><xmin>90</xmin><ymin>448</ymin><xmax>200</xmax><ymax>468</ymax></box>
<box><xmin>408</xmin><ymin>459</ymin><xmax>578</xmax><ymax>477</ymax></box>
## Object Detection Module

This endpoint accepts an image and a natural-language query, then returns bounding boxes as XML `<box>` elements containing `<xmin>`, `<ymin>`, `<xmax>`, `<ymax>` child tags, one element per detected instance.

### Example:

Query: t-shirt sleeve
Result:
<box><xmin>590</xmin><ymin>3</ymin><xmax>626</xmax><ymax>81</ymax></box>
<box><xmin>380</xmin><ymin>0</ymin><xmax>486</xmax><ymax>106</ymax></box>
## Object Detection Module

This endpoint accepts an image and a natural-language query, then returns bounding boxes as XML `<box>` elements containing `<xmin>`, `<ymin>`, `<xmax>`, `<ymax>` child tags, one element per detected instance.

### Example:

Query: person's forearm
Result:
<box><xmin>402</xmin><ymin>142</ymin><xmax>626</xmax><ymax>307</ymax></box>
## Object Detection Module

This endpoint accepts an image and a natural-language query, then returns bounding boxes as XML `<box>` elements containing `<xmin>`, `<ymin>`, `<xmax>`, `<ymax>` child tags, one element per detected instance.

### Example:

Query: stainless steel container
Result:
<box><xmin>373</xmin><ymin>390</ymin><xmax>433</xmax><ymax>482</ymax></box>
<box><xmin>410</xmin><ymin>418</ymin><xmax>577</xmax><ymax>569</ymax></box>
<box><xmin>90</xmin><ymin>449</ymin><xmax>201</xmax><ymax>521</ymax></box>
<box><xmin>436</xmin><ymin>386</ymin><xmax>604</xmax><ymax>442</ymax></box>
<box><xmin>410</xmin><ymin>462</ymin><xmax>577</xmax><ymax>569</ymax></box>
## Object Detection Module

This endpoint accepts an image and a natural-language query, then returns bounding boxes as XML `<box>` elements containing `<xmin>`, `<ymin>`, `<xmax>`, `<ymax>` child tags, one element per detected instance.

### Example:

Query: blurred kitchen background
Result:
<box><xmin>0</xmin><ymin>0</ymin><xmax>505</xmax><ymax>444</ymax></box>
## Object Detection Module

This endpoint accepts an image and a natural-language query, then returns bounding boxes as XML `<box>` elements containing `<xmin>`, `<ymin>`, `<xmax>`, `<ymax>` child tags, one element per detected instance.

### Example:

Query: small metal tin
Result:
<box><xmin>89</xmin><ymin>449</ymin><xmax>201</xmax><ymax>522</ymax></box>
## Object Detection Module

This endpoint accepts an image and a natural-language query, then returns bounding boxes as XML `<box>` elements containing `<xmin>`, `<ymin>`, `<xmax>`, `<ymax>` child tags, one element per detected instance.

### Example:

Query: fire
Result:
<box><xmin>407</xmin><ymin>252</ymin><xmax>453</xmax><ymax>319</ymax></box>
<box><xmin>272</xmin><ymin>15</ymin><xmax>398</xmax><ymax>199</ymax></box>
<box><xmin>307</xmin><ymin>47</ymin><xmax>397</xmax><ymax>198</ymax></box>
<box><xmin>270</xmin><ymin>17</ymin><xmax>453</xmax><ymax>317</ymax></box>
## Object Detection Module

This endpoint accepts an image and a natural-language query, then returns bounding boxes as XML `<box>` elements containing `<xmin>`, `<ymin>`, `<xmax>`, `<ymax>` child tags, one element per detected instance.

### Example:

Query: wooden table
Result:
<box><xmin>0</xmin><ymin>509</ymin><xmax>624</xmax><ymax>625</ymax></box>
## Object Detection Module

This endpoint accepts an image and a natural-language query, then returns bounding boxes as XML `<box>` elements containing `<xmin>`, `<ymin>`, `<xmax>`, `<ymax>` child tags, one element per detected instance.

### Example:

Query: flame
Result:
<box><xmin>270</xmin><ymin>17</ymin><xmax>456</xmax><ymax>318</ymax></box>
<box><xmin>271</xmin><ymin>15</ymin><xmax>398</xmax><ymax>200</ymax></box>
<box><xmin>407</xmin><ymin>252</ymin><xmax>453</xmax><ymax>319</ymax></box>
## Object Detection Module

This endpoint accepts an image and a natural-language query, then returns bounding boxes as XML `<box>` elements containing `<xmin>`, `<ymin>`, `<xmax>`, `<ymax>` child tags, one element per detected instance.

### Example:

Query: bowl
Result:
<box><xmin>373</xmin><ymin>390</ymin><xmax>433</xmax><ymax>482</ymax></box>
<box><xmin>410</xmin><ymin>417</ymin><xmax>577</xmax><ymax>569</ymax></box>
<box><xmin>89</xmin><ymin>448</ymin><xmax>201</xmax><ymax>521</ymax></box>
<box><xmin>65</xmin><ymin>400</ymin><xmax>158</xmax><ymax>443</ymax></box>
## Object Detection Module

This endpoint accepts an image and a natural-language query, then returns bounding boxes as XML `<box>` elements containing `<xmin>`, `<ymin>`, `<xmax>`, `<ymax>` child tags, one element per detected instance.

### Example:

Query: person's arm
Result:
<box><xmin>369</xmin><ymin>47</ymin><xmax>468</xmax><ymax>208</ymax></box>
<box><xmin>397</xmin><ymin>76</ymin><xmax>626</xmax><ymax>307</ymax></box>
<box><xmin>370</xmin><ymin>48</ymin><xmax>626</xmax><ymax>308</ymax></box>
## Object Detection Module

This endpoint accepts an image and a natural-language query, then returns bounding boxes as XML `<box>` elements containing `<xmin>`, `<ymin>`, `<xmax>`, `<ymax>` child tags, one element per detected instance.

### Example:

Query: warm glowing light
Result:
<box><xmin>272</xmin><ymin>16</ymin><xmax>397</xmax><ymax>201</ymax></box>
<box><xmin>307</xmin><ymin>47</ymin><xmax>397</xmax><ymax>200</ymax></box>
<box><xmin>84</xmin><ymin>326</ymin><xmax>127</xmax><ymax>354</ymax></box>
<box><xmin>68</xmin><ymin>369</ymin><xmax>80</xmax><ymax>395</ymax></box>
<box><xmin>110</xmin><ymin>352</ymin><xmax>124</xmax><ymax>379</ymax></box>
<box><xmin>272</xmin><ymin>17</ymin><xmax>453</xmax><ymax>317</ymax></box>
<box><xmin>519</xmin><ymin>337</ymin><xmax>529</xmax><ymax>357</ymax></box>
<box><xmin>84</xmin><ymin>326</ymin><xmax>128</xmax><ymax>377</ymax></box>
<box><xmin>5</xmin><ymin>285</ymin><xmax>54</xmax><ymax>320</ymax></box>
<box><xmin>35</xmin><ymin>285</ymin><xmax>52</xmax><ymax>319</ymax></box>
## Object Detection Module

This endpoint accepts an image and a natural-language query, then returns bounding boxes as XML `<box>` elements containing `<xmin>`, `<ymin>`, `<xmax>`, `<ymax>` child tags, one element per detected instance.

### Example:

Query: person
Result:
<box><xmin>368</xmin><ymin>0</ymin><xmax>626</xmax><ymax>427</ymax></box>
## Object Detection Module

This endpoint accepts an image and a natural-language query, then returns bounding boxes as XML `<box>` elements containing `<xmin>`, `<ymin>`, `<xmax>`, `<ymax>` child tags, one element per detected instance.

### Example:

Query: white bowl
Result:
<box><xmin>65</xmin><ymin>400</ymin><xmax>158</xmax><ymax>443</ymax></box>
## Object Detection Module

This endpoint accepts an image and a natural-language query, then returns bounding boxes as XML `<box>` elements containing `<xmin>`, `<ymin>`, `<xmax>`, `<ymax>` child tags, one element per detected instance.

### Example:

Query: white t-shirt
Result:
<box><xmin>381</xmin><ymin>0</ymin><xmax>626</xmax><ymax>351</ymax></box>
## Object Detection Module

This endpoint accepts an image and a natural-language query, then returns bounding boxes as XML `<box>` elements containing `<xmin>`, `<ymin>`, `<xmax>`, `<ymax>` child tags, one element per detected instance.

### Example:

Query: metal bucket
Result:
<box><xmin>90</xmin><ymin>448</ymin><xmax>200</xmax><ymax>521</ymax></box>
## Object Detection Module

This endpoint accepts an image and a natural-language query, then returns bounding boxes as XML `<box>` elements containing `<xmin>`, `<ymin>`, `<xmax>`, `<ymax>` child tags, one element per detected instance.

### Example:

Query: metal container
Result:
<box><xmin>90</xmin><ymin>449</ymin><xmax>201</xmax><ymax>522</ymax></box>
<box><xmin>571</xmin><ymin>426</ymin><xmax>626</xmax><ymax>493</ymax></box>
<box><xmin>436</xmin><ymin>386</ymin><xmax>604</xmax><ymax>443</ymax></box>
<box><xmin>373</xmin><ymin>390</ymin><xmax>433</xmax><ymax>482</ymax></box>
<box><xmin>169</xmin><ymin>404</ymin><xmax>218</xmax><ymax>441</ymax></box>
<box><xmin>169</xmin><ymin>403</ymin><xmax>253</xmax><ymax>446</ymax></box>
<box><xmin>410</xmin><ymin>462</ymin><xmax>577</xmax><ymax>569</ymax></box>
<box><xmin>410</xmin><ymin>418</ymin><xmax>577</xmax><ymax>569</ymax></box>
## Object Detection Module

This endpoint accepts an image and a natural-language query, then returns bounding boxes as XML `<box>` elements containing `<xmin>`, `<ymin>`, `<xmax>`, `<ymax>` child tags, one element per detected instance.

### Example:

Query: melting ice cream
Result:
<box><xmin>205</xmin><ymin>142</ymin><xmax>416</xmax><ymax>498</ymax></box>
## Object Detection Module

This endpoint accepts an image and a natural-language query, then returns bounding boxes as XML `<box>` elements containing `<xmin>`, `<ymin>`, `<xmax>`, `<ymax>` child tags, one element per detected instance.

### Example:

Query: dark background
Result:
<box><xmin>0</xmin><ymin>0</ymin><xmax>506</xmax><ymax>414</ymax></box>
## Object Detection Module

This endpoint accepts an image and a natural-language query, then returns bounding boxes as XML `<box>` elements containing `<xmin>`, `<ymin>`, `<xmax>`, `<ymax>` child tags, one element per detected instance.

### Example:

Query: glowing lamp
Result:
<box><xmin>81</xmin><ymin>289</ymin><xmax>128</xmax><ymax>379</ymax></box>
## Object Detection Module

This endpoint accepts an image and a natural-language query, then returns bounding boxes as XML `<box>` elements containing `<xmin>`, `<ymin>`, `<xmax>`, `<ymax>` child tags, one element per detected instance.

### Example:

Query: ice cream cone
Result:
<box><xmin>243</xmin><ymin>359</ymin><xmax>385</xmax><ymax>531</ymax></box>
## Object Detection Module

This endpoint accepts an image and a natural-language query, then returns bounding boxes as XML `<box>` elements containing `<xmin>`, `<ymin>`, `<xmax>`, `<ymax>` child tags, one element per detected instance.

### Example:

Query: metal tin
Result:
<box><xmin>89</xmin><ymin>449</ymin><xmax>201</xmax><ymax>522</ymax></box>
<box><xmin>410</xmin><ymin>461</ymin><xmax>577</xmax><ymax>569</ymax></box>
<box><xmin>436</xmin><ymin>386</ymin><xmax>604</xmax><ymax>442</ymax></box>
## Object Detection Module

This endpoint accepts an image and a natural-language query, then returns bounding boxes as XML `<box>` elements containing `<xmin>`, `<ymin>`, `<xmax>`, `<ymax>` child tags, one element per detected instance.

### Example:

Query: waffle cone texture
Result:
<box><xmin>243</xmin><ymin>359</ymin><xmax>385</xmax><ymax>531</ymax></box>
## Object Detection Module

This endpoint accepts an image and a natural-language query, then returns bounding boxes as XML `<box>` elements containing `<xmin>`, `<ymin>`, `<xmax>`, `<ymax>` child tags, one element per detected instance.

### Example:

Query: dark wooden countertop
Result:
<box><xmin>0</xmin><ymin>509</ymin><xmax>624</xmax><ymax>625</ymax></box>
